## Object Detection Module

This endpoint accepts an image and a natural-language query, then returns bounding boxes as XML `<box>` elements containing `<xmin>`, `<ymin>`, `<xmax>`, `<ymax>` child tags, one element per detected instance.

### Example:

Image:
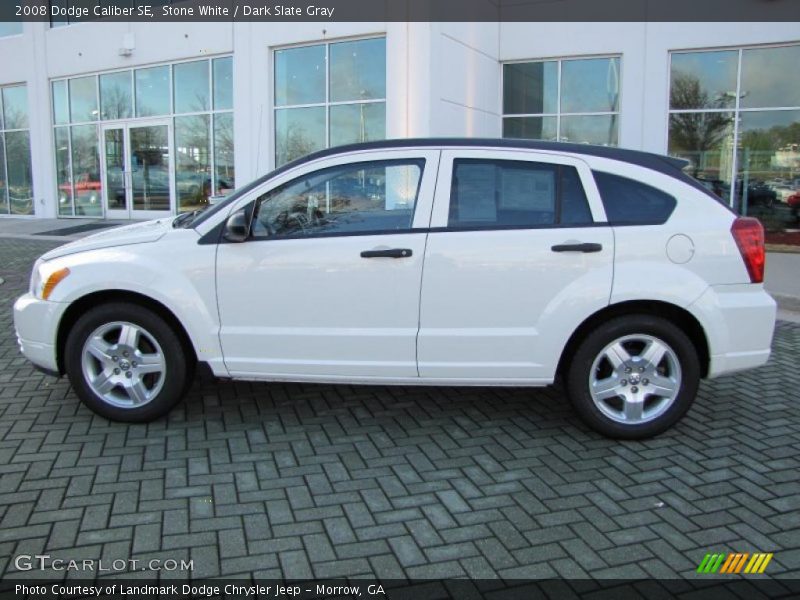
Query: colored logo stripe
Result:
<box><xmin>698</xmin><ymin>552</ymin><xmax>773</xmax><ymax>574</ymax></box>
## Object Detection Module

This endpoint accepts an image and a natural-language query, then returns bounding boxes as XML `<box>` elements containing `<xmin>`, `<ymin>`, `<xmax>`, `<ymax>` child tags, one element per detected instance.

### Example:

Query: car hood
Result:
<box><xmin>40</xmin><ymin>218</ymin><xmax>175</xmax><ymax>260</ymax></box>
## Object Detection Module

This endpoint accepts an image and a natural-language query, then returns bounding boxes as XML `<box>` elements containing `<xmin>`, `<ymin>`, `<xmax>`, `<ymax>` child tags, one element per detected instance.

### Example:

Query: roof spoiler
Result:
<box><xmin>661</xmin><ymin>155</ymin><xmax>691</xmax><ymax>171</ymax></box>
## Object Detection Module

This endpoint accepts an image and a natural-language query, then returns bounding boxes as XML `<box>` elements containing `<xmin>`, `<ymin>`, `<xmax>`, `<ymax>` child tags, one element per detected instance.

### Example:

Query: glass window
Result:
<box><xmin>55</xmin><ymin>127</ymin><xmax>73</xmax><ymax>215</ymax></box>
<box><xmin>668</xmin><ymin>112</ymin><xmax>735</xmax><ymax>203</ymax></box>
<box><xmin>213</xmin><ymin>56</ymin><xmax>233</xmax><ymax>110</ymax></box>
<box><xmin>593</xmin><ymin>171</ymin><xmax>677</xmax><ymax>225</ymax></box>
<box><xmin>70</xmin><ymin>124</ymin><xmax>101</xmax><ymax>217</ymax></box>
<box><xmin>0</xmin><ymin>22</ymin><xmax>23</xmax><ymax>37</ymax></box>
<box><xmin>736</xmin><ymin>110</ymin><xmax>800</xmax><ymax>214</ymax></box>
<box><xmin>670</xmin><ymin>51</ymin><xmax>738</xmax><ymax>110</ymax></box>
<box><xmin>740</xmin><ymin>46</ymin><xmax>800</xmax><ymax>109</ymax></box>
<box><xmin>503</xmin><ymin>57</ymin><xmax>620</xmax><ymax>146</ymax></box>
<box><xmin>274</xmin><ymin>39</ymin><xmax>386</xmax><ymax>166</ymax></box>
<box><xmin>174</xmin><ymin>60</ymin><xmax>209</xmax><ymax>114</ymax></box>
<box><xmin>175</xmin><ymin>114</ymin><xmax>210</xmax><ymax>212</ymax></box>
<box><xmin>3</xmin><ymin>85</ymin><xmax>29</xmax><ymax>129</ymax></box>
<box><xmin>99</xmin><ymin>71</ymin><xmax>132</xmax><ymax>120</ymax></box>
<box><xmin>52</xmin><ymin>80</ymin><xmax>69</xmax><ymax>126</ymax></box>
<box><xmin>213</xmin><ymin>113</ymin><xmax>235</xmax><ymax>194</ymax></box>
<box><xmin>503</xmin><ymin>116</ymin><xmax>557</xmax><ymax>141</ymax></box>
<box><xmin>329</xmin><ymin>38</ymin><xmax>386</xmax><ymax>102</ymax></box>
<box><xmin>252</xmin><ymin>160</ymin><xmax>423</xmax><ymax>238</ymax></box>
<box><xmin>668</xmin><ymin>44</ymin><xmax>800</xmax><ymax>245</ymax></box>
<box><xmin>561</xmin><ymin>57</ymin><xmax>620</xmax><ymax>113</ymax></box>
<box><xmin>135</xmin><ymin>66</ymin><xmax>170</xmax><ymax>117</ymax></box>
<box><xmin>0</xmin><ymin>136</ymin><xmax>7</xmax><ymax>213</ymax></box>
<box><xmin>448</xmin><ymin>159</ymin><xmax>592</xmax><ymax>229</ymax></box>
<box><xmin>275</xmin><ymin>107</ymin><xmax>325</xmax><ymax>167</ymax></box>
<box><xmin>275</xmin><ymin>44</ymin><xmax>326</xmax><ymax>107</ymax></box>
<box><xmin>503</xmin><ymin>61</ymin><xmax>558</xmax><ymax>115</ymax></box>
<box><xmin>329</xmin><ymin>103</ymin><xmax>385</xmax><ymax>147</ymax></box>
<box><xmin>5</xmin><ymin>131</ymin><xmax>33</xmax><ymax>215</ymax></box>
<box><xmin>69</xmin><ymin>77</ymin><xmax>97</xmax><ymax>123</ymax></box>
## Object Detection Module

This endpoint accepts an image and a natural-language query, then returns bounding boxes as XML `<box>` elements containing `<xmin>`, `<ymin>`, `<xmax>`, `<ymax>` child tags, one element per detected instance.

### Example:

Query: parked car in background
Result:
<box><xmin>13</xmin><ymin>139</ymin><xmax>776</xmax><ymax>439</ymax></box>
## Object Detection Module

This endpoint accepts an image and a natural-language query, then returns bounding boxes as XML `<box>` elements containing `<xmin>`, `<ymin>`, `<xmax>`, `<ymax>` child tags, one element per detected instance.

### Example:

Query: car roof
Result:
<box><xmin>273</xmin><ymin>138</ymin><xmax>691</xmax><ymax>181</ymax></box>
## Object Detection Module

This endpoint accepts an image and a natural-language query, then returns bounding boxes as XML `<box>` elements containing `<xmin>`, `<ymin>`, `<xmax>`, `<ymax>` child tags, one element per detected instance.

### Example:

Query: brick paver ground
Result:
<box><xmin>0</xmin><ymin>238</ymin><xmax>798</xmax><ymax>581</ymax></box>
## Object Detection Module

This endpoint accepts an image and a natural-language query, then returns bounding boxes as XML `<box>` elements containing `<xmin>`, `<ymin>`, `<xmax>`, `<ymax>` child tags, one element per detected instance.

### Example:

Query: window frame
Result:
<box><xmin>501</xmin><ymin>54</ymin><xmax>622</xmax><ymax>146</ymax></box>
<box><xmin>430</xmin><ymin>149</ymin><xmax>607</xmax><ymax>231</ymax></box>
<box><xmin>272</xmin><ymin>35</ymin><xmax>387</xmax><ymax>168</ymax></box>
<box><xmin>666</xmin><ymin>41</ymin><xmax>800</xmax><ymax>210</ymax></box>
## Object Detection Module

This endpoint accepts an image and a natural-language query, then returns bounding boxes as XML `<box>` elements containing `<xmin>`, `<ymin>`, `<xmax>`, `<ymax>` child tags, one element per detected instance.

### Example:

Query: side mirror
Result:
<box><xmin>223</xmin><ymin>209</ymin><xmax>250</xmax><ymax>243</ymax></box>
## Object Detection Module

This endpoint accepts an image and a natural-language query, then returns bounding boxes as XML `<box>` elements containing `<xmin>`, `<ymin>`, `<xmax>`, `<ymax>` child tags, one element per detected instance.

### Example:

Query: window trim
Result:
<box><xmin>501</xmin><ymin>54</ymin><xmax>622</xmax><ymax>144</ymax></box>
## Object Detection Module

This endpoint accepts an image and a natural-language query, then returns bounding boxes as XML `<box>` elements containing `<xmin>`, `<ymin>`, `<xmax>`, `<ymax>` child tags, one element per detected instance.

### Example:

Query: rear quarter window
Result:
<box><xmin>593</xmin><ymin>171</ymin><xmax>677</xmax><ymax>225</ymax></box>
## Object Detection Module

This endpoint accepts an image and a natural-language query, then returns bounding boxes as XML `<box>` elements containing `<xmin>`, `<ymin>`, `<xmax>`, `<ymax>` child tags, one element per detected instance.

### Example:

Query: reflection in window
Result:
<box><xmin>69</xmin><ymin>77</ymin><xmax>98</xmax><ymax>123</ymax></box>
<box><xmin>669</xmin><ymin>45</ymin><xmax>800</xmax><ymax>237</ymax></box>
<box><xmin>70</xmin><ymin>124</ymin><xmax>102</xmax><ymax>217</ymax></box>
<box><xmin>253</xmin><ymin>160</ymin><xmax>422</xmax><ymax>238</ymax></box>
<box><xmin>3</xmin><ymin>85</ymin><xmax>30</xmax><ymax>129</ymax></box>
<box><xmin>275</xmin><ymin>106</ymin><xmax>326</xmax><ymax>167</ymax></box>
<box><xmin>503</xmin><ymin>57</ymin><xmax>620</xmax><ymax>146</ymax></box>
<box><xmin>135</xmin><ymin>66</ymin><xmax>170</xmax><ymax>117</ymax></box>
<box><xmin>52</xmin><ymin>56</ymin><xmax>234</xmax><ymax>216</ymax></box>
<box><xmin>100</xmin><ymin>71</ymin><xmax>132</xmax><ymax>120</ymax></box>
<box><xmin>175</xmin><ymin>115</ymin><xmax>210</xmax><ymax>212</ymax></box>
<box><xmin>0</xmin><ymin>84</ymin><xmax>33</xmax><ymax>215</ymax></box>
<box><xmin>274</xmin><ymin>38</ymin><xmax>387</xmax><ymax>166</ymax></box>
<box><xmin>174</xmin><ymin>60</ymin><xmax>209</xmax><ymax>114</ymax></box>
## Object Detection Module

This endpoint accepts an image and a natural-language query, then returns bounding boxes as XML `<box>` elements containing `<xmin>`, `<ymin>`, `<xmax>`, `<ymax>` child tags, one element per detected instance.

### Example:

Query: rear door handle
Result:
<box><xmin>551</xmin><ymin>243</ymin><xmax>603</xmax><ymax>253</ymax></box>
<box><xmin>360</xmin><ymin>248</ymin><xmax>413</xmax><ymax>259</ymax></box>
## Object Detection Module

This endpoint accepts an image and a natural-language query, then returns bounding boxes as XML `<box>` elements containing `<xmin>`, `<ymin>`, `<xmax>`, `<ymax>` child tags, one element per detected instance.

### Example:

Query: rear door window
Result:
<box><xmin>448</xmin><ymin>159</ymin><xmax>594</xmax><ymax>229</ymax></box>
<box><xmin>593</xmin><ymin>171</ymin><xmax>677</xmax><ymax>225</ymax></box>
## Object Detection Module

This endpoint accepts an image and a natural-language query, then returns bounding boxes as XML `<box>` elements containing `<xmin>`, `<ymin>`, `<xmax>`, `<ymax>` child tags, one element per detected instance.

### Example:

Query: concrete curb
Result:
<box><xmin>773</xmin><ymin>293</ymin><xmax>800</xmax><ymax>314</ymax></box>
<box><xmin>766</xmin><ymin>244</ymin><xmax>800</xmax><ymax>254</ymax></box>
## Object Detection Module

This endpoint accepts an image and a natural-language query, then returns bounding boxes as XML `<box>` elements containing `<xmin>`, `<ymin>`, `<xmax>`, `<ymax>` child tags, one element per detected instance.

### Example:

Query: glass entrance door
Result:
<box><xmin>101</xmin><ymin>120</ymin><xmax>174</xmax><ymax>219</ymax></box>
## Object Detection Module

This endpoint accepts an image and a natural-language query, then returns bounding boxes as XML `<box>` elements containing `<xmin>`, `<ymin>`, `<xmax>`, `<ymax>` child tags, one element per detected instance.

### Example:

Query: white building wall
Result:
<box><xmin>0</xmin><ymin>20</ymin><xmax>798</xmax><ymax>218</ymax></box>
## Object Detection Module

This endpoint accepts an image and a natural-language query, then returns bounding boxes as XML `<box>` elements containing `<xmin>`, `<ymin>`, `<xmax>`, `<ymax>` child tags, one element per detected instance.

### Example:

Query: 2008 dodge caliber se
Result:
<box><xmin>14</xmin><ymin>139</ymin><xmax>776</xmax><ymax>438</ymax></box>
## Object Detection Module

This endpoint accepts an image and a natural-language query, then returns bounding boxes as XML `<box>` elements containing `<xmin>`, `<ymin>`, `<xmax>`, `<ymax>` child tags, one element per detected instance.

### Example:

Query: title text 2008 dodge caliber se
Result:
<box><xmin>14</xmin><ymin>139</ymin><xmax>776</xmax><ymax>438</ymax></box>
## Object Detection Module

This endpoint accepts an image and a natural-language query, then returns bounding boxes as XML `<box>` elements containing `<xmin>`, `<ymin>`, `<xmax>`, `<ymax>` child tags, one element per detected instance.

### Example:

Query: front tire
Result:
<box><xmin>566</xmin><ymin>315</ymin><xmax>700</xmax><ymax>439</ymax></box>
<box><xmin>64</xmin><ymin>303</ymin><xmax>191</xmax><ymax>422</ymax></box>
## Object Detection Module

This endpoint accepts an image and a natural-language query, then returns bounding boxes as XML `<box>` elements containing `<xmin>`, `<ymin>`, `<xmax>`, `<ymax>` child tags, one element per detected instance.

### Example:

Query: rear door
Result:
<box><xmin>417</xmin><ymin>149</ymin><xmax>614</xmax><ymax>382</ymax></box>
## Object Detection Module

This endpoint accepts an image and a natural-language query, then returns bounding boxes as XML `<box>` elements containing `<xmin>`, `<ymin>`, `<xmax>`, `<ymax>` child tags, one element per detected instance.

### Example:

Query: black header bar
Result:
<box><xmin>3</xmin><ymin>0</ymin><xmax>800</xmax><ymax>23</ymax></box>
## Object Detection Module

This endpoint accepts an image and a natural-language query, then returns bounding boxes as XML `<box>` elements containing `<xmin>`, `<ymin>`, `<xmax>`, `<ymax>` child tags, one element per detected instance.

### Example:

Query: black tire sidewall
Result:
<box><xmin>566</xmin><ymin>315</ymin><xmax>700</xmax><ymax>439</ymax></box>
<box><xmin>64</xmin><ymin>303</ymin><xmax>188</xmax><ymax>422</ymax></box>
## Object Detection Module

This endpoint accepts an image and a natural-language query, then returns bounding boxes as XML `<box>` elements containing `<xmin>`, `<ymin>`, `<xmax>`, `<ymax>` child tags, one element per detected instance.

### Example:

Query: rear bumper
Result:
<box><xmin>13</xmin><ymin>293</ymin><xmax>63</xmax><ymax>375</ymax></box>
<box><xmin>689</xmin><ymin>284</ymin><xmax>777</xmax><ymax>378</ymax></box>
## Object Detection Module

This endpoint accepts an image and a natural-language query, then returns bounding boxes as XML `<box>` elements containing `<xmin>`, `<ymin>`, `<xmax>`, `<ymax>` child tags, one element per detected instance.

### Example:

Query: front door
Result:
<box><xmin>215</xmin><ymin>150</ymin><xmax>439</xmax><ymax>380</ymax></box>
<box><xmin>101</xmin><ymin>120</ymin><xmax>174</xmax><ymax>219</ymax></box>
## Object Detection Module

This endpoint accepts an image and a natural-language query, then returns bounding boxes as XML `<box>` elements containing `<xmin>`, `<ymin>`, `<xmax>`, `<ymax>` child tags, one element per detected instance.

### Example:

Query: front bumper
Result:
<box><xmin>13</xmin><ymin>293</ymin><xmax>64</xmax><ymax>375</ymax></box>
<box><xmin>689</xmin><ymin>284</ymin><xmax>777</xmax><ymax>378</ymax></box>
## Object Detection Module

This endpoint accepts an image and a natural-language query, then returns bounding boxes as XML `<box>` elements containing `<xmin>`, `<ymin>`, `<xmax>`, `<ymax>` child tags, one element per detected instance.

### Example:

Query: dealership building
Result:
<box><xmin>0</xmin><ymin>16</ymin><xmax>798</xmax><ymax>220</ymax></box>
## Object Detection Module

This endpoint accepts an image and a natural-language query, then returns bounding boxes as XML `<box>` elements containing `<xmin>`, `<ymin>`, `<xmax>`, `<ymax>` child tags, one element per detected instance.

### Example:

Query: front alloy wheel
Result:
<box><xmin>65</xmin><ymin>302</ymin><xmax>192</xmax><ymax>422</ymax></box>
<box><xmin>81</xmin><ymin>321</ymin><xmax>167</xmax><ymax>408</ymax></box>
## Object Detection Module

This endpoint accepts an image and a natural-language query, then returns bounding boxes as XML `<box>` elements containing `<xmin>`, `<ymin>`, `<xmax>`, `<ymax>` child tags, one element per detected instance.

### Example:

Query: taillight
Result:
<box><xmin>731</xmin><ymin>217</ymin><xmax>765</xmax><ymax>283</ymax></box>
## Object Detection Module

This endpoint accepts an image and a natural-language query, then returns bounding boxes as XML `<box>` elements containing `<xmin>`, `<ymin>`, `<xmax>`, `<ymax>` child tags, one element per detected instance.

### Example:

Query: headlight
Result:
<box><xmin>31</xmin><ymin>260</ymin><xmax>71</xmax><ymax>300</ymax></box>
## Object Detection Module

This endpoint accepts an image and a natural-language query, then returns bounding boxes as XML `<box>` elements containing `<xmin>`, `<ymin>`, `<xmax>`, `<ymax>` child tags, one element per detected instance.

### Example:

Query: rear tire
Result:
<box><xmin>64</xmin><ymin>302</ymin><xmax>191</xmax><ymax>422</ymax></box>
<box><xmin>566</xmin><ymin>315</ymin><xmax>700</xmax><ymax>439</ymax></box>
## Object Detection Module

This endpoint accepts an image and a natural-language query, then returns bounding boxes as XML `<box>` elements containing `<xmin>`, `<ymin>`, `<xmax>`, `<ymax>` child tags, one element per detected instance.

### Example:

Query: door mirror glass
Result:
<box><xmin>224</xmin><ymin>209</ymin><xmax>250</xmax><ymax>242</ymax></box>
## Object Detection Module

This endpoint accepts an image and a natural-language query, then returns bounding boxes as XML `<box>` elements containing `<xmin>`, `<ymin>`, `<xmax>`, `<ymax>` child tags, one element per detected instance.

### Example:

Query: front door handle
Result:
<box><xmin>551</xmin><ymin>243</ymin><xmax>603</xmax><ymax>253</ymax></box>
<box><xmin>360</xmin><ymin>248</ymin><xmax>413</xmax><ymax>259</ymax></box>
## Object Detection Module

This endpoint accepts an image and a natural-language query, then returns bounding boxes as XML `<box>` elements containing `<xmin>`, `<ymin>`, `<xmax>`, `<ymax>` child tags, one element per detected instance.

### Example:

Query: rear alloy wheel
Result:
<box><xmin>65</xmin><ymin>303</ymin><xmax>191</xmax><ymax>422</ymax></box>
<box><xmin>566</xmin><ymin>315</ymin><xmax>700</xmax><ymax>439</ymax></box>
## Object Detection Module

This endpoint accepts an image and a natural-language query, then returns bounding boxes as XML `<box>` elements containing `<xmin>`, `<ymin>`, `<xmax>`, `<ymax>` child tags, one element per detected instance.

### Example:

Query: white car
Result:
<box><xmin>14</xmin><ymin>139</ymin><xmax>776</xmax><ymax>438</ymax></box>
